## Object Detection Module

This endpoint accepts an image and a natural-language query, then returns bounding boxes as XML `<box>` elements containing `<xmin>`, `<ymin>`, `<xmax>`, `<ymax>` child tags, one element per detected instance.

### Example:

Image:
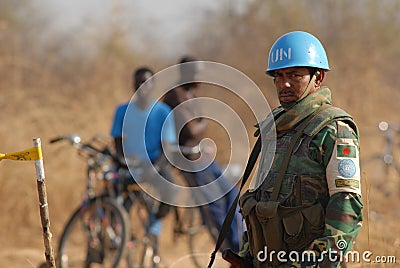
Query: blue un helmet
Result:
<box><xmin>266</xmin><ymin>31</ymin><xmax>330</xmax><ymax>76</ymax></box>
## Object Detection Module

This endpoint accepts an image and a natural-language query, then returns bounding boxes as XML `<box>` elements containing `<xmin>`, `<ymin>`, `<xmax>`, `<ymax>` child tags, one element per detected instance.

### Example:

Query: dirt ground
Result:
<box><xmin>0</xmin><ymin>212</ymin><xmax>230</xmax><ymax>268</ymax></box>
<box><xmin>1</xmin><ymin>168</ymin><xmax>399</xmax><ymax>268</ymax></box>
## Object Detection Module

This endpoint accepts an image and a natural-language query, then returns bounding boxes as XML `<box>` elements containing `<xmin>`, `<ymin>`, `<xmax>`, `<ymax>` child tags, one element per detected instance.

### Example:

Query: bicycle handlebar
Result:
<box><xmin>49</xmin><ymin>136</ymin><xmax>64</xmax><ymax>144</ymax></box>
<box><xmin>179</xmin><ymin>145</ymin><xmax>201</xmax><ymax>154</ymax></box>
<box><xmin>51</xmin><ymin>134</ymin><xmax>214</xmax><ymax>167</ymax></box>
<box><xmin>49</xmin><ymin>134</ymin><xmax>113</xmax><ymax>159</ymax></box>
<box><xmin>165</xmin><ymin>142</ymin><xmax>214</xmax><ymax>155</ymax></box>
<box><xmin>49</xmin><ymin>134</ymin><xmax>81</xmax><ymax>145</ymax></box>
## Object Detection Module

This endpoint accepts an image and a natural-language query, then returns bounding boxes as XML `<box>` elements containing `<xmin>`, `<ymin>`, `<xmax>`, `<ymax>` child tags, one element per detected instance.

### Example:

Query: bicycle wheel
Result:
<box><xmin>125</xmin><ymin>191</ymin><xmax>160</xmax><ymax>268</ymax></box>
<box><xmin>57</xmin><ymin>197</ymin><xmax>130</xmax><ymax>268</ymax></box>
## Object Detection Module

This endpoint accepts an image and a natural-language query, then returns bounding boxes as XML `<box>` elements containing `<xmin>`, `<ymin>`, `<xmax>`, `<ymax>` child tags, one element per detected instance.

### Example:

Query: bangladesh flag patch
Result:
<box><xmin>336</xmin><ymin>144</ymin><xmax>356</xmax><ymax>158</ymax></box>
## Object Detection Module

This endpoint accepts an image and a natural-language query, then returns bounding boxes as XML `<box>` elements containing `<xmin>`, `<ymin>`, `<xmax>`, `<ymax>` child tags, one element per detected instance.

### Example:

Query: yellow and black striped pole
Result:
<box><xmin>1</xmin><ymin>138</ymin><xmax>56</xmax><ymax>267</ymax></box>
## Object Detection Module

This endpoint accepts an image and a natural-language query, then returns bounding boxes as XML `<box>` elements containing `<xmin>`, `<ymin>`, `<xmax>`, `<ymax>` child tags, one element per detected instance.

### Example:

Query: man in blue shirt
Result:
<box><xmin>110</xmin><ymin>67</ymin><xmax>177</xmax><ymax>237</ymax></box>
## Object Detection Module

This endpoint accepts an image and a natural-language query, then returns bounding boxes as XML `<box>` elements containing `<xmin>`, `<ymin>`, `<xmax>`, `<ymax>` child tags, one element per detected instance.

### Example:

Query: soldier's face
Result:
<box><xmin>273</xmin><ymin>67</ymin><xmax>314</xmax><ymax>104</ymax></box>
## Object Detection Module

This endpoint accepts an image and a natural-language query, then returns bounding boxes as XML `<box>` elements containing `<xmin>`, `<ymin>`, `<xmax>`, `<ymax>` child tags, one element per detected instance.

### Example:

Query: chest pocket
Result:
<box><xmin>240</xmin><ymin>190</ymin><xmax>325</xmax><ymax>266</ymax></box>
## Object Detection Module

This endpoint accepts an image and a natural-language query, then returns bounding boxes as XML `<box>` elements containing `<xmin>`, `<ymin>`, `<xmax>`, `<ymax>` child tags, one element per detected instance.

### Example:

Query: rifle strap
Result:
<box><xmin>207</xmin><ymin>134</ymin><xmax>261</xmax><ymax>268</ymax></box>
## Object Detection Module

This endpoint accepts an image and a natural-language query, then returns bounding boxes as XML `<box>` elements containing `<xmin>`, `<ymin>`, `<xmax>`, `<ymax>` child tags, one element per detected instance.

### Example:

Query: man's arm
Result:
<box><xmin>113</xmin><ymin>137</ymin><xmax>125</xmax><ymax>165</ymax></box>
<box><xmin>312</xmin><ymin>192</ymin><xmax>363</xmax><ymax>267</ymax></box>
<box><xmin>110</xmin><ymin>104</ymin><xmax>127</xmax><ymax>165</ymax></box>
<box><xmin>181</xmin><ymin>117</ymin><xmax>207</xmax><ymax>143</ymax></box>
<box><xmin>163</xmin><ymin>87</ymin><xmax>207</xmax><ymax>146</ymax></box>
<box><xmin>163</xmin><ymin>86</ymin><xmax>187</xmax><ymax>109</ymax></box>
<box><xmin>308</xmin><ymin>121</ymin><xmax>363</xmax><ymax>267</ymax></box>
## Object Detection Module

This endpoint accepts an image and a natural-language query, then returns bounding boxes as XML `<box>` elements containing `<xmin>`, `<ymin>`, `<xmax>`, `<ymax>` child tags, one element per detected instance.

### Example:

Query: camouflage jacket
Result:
<box><xmin>240</xmin><ymin>87</ymin><xmax>363</xmax><ymax>268</ymax></box>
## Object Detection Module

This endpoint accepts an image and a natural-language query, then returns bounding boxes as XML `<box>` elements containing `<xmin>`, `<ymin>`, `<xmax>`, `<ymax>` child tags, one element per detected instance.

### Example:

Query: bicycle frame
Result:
<box><xmin>51</xmin><ymin>134</ymin><xmax>131</xmax><ymax>268</ymax></box>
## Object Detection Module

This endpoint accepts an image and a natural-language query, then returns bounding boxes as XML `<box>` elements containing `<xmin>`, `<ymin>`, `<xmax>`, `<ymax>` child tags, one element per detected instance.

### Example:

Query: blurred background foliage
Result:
<box><xmin>0</xmin><ymin>0</ymin><xmax>399</xmax><ymax>265</ymax></box>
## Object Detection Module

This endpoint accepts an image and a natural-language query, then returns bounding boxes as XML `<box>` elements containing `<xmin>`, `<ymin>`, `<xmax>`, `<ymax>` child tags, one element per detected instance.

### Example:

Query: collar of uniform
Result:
<box><xmin>275</xmin><ymin>87</ymin><xmax>332</xmax><ymax>132</ymax></box>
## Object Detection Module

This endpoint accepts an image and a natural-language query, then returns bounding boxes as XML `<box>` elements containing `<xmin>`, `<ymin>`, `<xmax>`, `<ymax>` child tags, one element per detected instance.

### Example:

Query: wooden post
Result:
<box><xmin>33</xmin><ymin>138</ymin><xmax>56</xmax><ymax>268</ymax></box>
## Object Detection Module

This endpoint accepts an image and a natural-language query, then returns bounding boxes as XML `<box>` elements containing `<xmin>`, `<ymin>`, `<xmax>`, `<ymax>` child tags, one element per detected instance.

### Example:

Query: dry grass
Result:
<box><xmin>1</xmin><ymin>59</ymin><xmax>399</xmax><ymax>267</ymax></box>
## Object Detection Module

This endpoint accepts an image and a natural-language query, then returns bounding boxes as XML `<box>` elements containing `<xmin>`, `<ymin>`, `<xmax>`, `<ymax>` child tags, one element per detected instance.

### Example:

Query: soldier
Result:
<box><xmin>237</xmin><ymin>31</ymin><xmax>363</xmax><ymax>267</ymax></box>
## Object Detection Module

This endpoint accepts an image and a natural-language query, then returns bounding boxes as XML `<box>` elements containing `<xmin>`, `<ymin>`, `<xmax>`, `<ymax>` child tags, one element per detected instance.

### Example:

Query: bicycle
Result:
<box><xmin>52</xmin><ymin>134</ymin><xmax>235</xmax><ymax>268</ymax></box>
<box><xmin>122</xmin><ymin>174</ymin><xmax>222</xmax><ymax>268</ymax></box>
<box><xmin>120</xmin><ymin>143</ymin><xmax>236</xmax><ymax>268</ymax></box>
<box><xmin>50</xmin><ymin>134</ymin><xmax>131</xmax><ymax>268</ymax></box>
<box><xmin>123</xmin><ymin>144</ymin><xmax>232</xmax><ymax>268</ymax></box>
<box><xmin>362</xmin><ymin>121</ymin><xmax>400</xmax><ymax>196</ymax></box>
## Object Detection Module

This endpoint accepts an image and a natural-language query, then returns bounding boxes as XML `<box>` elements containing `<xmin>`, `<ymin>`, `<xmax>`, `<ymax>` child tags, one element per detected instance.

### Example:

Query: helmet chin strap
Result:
<box><xmin>280</xmin><ymin>70</ymin><xmax>320</xmax><ymax>110</ymax></box>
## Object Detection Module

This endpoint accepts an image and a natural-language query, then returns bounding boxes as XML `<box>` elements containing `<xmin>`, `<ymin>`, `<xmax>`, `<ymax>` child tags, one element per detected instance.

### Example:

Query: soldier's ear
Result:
<box><xmin>315</xmin><ymin>70</ymin><xmax>325</xmax><ymax>86</ymax></box>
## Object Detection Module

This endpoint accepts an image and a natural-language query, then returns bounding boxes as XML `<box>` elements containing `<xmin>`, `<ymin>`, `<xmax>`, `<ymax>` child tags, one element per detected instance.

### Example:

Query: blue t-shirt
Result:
<box><xmin>110</xmin><ymin>101</ymin><xmax>176</xmax><ymax>162</ymax></box>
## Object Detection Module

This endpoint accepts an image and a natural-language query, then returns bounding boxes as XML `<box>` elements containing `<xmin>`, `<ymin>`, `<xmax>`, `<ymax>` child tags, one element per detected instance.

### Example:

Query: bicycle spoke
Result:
<box><xmin>57</xmin><ymin>198</ymin><xmax>130</xmax><ymax>268</ymax></box>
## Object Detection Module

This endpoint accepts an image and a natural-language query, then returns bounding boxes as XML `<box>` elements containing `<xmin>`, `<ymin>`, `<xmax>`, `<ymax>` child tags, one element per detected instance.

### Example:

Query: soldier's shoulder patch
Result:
<box><xmin>326</xmin><ymin>135</ymin><xmax>361</xmax><ymax>196</ymax></box>
<box><xmin>337</xmin><ymin>144</ymin><xmax>357</xmax><ymax>158</ymax></box>
<box><xmin>335</xmin><ymin>178</ymin><xmax>360</xmax><ymax>188</ymax></box>
<box><xmin>338</xmin><ymin>159</ymin><xmax>357</xmax><ymax>178</ymax></box>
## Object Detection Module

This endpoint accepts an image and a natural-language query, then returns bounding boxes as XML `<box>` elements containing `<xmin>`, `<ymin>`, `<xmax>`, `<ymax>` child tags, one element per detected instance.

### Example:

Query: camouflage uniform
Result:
<box><xmin>239</xmin><ymin>87</ymin><xmax>363</xmax><ymax>267</ymax></box>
